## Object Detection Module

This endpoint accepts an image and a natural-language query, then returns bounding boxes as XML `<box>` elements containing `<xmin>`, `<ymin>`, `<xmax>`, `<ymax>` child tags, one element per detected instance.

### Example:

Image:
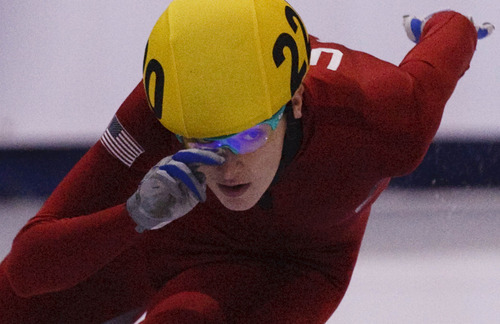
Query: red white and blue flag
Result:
<box><xmin>100</xmin><ymin>116</ymin><xmax>144</xmax><ymax>167</ymax></box>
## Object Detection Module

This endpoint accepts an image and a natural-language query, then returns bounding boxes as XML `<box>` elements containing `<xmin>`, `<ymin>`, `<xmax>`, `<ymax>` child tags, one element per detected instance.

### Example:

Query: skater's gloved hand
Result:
<box><xmin>403</xmin><ymin>12</ymin><xmax>495</xmax><ymax>43</ymax></box>
<box><xmin>471</xmin><ymin>18</ymin><xmax>495</xmax><ymax>40</ymax></box>
<box><xmin>127</xmin><ymin>148</ymin><xmax>225</xmax><ymax>233</ymax></box>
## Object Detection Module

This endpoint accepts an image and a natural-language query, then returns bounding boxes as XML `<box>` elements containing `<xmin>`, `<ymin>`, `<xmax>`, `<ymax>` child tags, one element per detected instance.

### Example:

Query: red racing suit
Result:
<box><xmin>0</xmin><ymin>11</ymin><xmax>477</xmax><ymax>324</ymax></box>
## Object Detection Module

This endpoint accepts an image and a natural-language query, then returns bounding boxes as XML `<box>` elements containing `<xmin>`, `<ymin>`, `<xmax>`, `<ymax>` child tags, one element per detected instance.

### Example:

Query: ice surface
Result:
<box><xmin>330</xmin><ymin>189</ymin><xmax>500</xmax><ymax>323</ymax></box>
<box><xmin>1</xmin><ymin>189</ymin><xmax>499</xmax><ymax>323</ymax></box>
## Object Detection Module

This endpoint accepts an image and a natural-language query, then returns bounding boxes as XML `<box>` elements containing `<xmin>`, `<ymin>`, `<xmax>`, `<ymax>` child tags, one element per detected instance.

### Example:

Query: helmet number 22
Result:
<box><xmin>273</xmin><ymin>6</ymin><xmax>311</xmax><ymax>96</ymax></box>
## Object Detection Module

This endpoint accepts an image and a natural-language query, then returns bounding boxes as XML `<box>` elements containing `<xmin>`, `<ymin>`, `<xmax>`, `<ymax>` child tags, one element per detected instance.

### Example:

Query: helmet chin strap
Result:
<box><xmin>258</xmin><ymin>103</ymin><xmax>303</xmax><ymax>210</ymax></box>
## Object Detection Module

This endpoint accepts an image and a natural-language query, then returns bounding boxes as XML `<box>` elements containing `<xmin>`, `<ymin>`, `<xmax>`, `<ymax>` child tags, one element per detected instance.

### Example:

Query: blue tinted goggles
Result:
<box><xmin>177</xmin><ymin>105</ymin><xmax>286</xmax><ymax>155</ymax></box>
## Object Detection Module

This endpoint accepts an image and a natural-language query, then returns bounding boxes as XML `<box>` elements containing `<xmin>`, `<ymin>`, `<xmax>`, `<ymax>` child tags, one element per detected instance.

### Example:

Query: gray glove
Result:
<box><xmin>127</xmin><ymin>148</ymin><xmax>225</xmax><ymax>232</ymax></box>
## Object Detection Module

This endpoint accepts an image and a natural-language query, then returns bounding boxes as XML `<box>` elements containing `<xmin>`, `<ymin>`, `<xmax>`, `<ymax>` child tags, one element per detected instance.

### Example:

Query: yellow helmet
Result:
<box><xmin>143</xmin><ymin>0</ymin><xmax>310</xmax><ymax>138</ymax></box>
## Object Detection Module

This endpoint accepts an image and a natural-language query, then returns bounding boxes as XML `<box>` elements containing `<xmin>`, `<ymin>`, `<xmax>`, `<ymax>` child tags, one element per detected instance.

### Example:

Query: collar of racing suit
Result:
<box><xmin>258</xmin><ymin>103</ymin><xmax>303</xmax><ymax>210</ymax></box>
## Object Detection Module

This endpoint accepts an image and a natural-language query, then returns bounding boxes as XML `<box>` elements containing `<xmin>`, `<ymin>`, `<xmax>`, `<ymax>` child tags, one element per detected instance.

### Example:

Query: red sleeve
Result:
<box><xmin>304</xmin><ymin>11</ymin><xmax>477</xmax><ymax>176</ymax></box>
<box><xmin>4</xmin><ymin>82</ymin><xmax>179</xmax><ymax>297</ymax></box>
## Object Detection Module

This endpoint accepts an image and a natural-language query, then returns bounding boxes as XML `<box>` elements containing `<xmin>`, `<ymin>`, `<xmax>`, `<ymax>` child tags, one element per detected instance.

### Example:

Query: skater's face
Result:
<box><xmin>198</xmin><ymin>86</ymin><xmax>304</xmax><ymax>211</ymax></box>
<box><xmin>199</xmin><ymin>117</ymin><xmax>287</xmax><ymax>210</ymax></box>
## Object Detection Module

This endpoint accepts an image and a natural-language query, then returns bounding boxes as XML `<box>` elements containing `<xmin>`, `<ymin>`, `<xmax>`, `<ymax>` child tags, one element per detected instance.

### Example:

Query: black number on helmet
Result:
<box><xmin>285</xmin><ymin>6</ymin><xmax>310</xmax><ymax>62</ymax></box>
<box><xmin>273</xmin><ymin>33</ymin><xmax>305</xmax><ymax>96</ymax></box>
<box><xmin>143</xmin><ymin>41</ymin><xmax>149</xmax><ymax>72</ymax></box>
<box><xmin>273</xmin><ymin>6</ymin><xmax>309</xmax><ymax>96</ymax></box>
<box><xmin>144</xmin><ymin>60</ymin><xmax>165</xmax><ymax>119</ymax></box>
<box><xmin>143</xmin><ymin>41</ymin><xmax>165</xmax><ymax>119</ymax></box>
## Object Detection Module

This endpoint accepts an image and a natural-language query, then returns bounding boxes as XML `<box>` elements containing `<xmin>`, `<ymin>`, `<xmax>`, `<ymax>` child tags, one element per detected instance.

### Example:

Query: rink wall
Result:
<box><xmin>1</xmin><ymin>141</ymin><xmax>500</xmax><ymax>197</ymax></box>
<box><xmin>2</xmin><ymin>2</ymin><xmax>499</xmax><ymax>198</ymax></box>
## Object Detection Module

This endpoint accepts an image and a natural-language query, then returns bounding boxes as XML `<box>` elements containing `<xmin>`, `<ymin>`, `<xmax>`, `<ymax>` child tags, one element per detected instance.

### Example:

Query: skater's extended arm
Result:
<box><xmin>4</xmin><ymin>83</ymin><xmax>176</xmax><ymax>297</ymax></box>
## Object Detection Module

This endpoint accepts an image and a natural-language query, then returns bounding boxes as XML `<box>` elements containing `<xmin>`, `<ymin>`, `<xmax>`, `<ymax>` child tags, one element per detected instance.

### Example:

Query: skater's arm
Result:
<box><xmin>369</xmin><ymin>11</ymin><xmax>477</xmax><ymax>176</ymax></box>
<box><xmin>4</xmin><ymin>82</ymin><xmax>176</xmax><ymax>297</ymax></box>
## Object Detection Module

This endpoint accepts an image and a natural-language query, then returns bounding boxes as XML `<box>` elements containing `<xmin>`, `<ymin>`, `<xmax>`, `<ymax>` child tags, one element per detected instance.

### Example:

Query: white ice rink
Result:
<box><xmin>1</xmin><ymin>189</ymin><xmax>499</xmax><ymax>323</ymax></box>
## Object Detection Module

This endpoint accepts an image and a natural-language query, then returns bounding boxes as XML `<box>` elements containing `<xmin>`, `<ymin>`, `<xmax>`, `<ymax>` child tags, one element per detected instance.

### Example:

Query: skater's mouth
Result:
<box><xmin>217</xmin><ymin>183</ymin><xmax>251</xmax><ymax>197</ymax></box>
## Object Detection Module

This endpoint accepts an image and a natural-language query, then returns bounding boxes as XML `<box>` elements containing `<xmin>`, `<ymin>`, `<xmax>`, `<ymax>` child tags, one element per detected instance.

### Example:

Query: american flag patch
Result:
<box><xmin>100</xmin><ymin>115</ymin><xmax>144</xmax><ymax>167</ymax></box>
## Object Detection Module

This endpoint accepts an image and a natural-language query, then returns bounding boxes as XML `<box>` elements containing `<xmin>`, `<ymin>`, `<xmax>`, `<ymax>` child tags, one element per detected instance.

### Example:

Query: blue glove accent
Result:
<box><xmin>403</xmin><ymin>15</ymin><xmax>424</xmax><ymax>43</ymax></box>
<box><xmin>409</xmin><ymin>18</ymin><xmax>423</xmax><ymax>43</ymax></box>
<box><xmin>478</xmin><ymin>29</ymin><xmax>488</xmax><ymax>39</ymax></box>
<box><xmin>161</xmin><ymin>149</ymin><xmax>224</xmax><ymax>201</ymax></box>
<box><xmin>172</xmin><ymin>150</ymin><xmax>224</xmax><ymax>166</ymax></box>
<box><xmin>160</xmin><ymin>163</ymin><xmax>203</xmax><ymax>201</ymax></box>
<box><xmin>126</xmin><ymin>148</ymin><xmax>225</xmax><ymax>232</ymax></box>
<box><xmin>476</xmin><ymin>22</ymin><xmax>495</xmax><ymax>40</ymax></box>
<box><xmin>404</xmin><ymin>13</ymin><xmax>495</xmax><ymax>44</ymax></box>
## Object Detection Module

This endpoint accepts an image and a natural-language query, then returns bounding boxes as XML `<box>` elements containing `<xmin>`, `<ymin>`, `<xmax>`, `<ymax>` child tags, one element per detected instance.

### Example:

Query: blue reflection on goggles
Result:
<box><xmin>177</xmin><ymin>105</ymin><xmax>286</xmax><ymax>155</ymax></box>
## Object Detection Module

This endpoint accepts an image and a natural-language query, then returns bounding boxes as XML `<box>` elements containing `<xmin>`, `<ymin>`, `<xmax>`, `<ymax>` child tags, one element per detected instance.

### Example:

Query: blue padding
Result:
<box><xmin>0</xmin><ymin>147</ymin><xmax>88</xmax><ymax>197</ymax></box>
<box><xmin>390</xmin><ymin>141</ymin><xmax>500</xmax><ymax>188</ymax></box>
<box><xmin>2</xmin><ymin>141</ymin><xmax>500</xmax><ymax>197</ymax></box>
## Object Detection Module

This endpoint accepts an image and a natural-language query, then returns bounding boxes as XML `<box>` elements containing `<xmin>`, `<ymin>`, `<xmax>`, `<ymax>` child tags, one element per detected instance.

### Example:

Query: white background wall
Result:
<box><xmin>1</xmin><ymin>0</ymin><xmax>498</xmax><ymax>147</ymax></box>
